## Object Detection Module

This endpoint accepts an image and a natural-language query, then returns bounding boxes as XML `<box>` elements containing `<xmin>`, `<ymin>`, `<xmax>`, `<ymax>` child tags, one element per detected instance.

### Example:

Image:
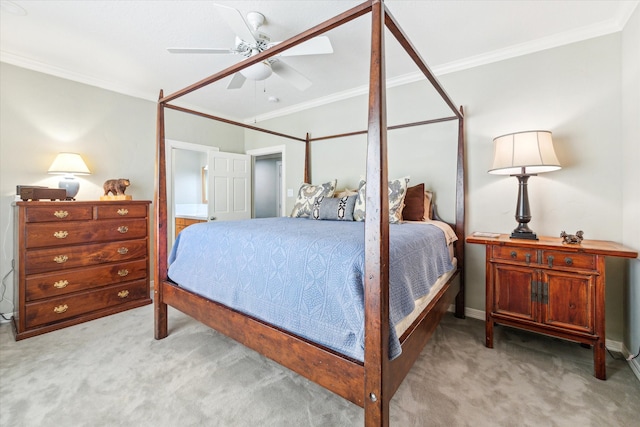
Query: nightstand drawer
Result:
<box><xmin>25</xmin><ymin>218</ymin><xmax>148</xmax><ymax>248</ymax></box>
<box><xmin>491</xmin><ymin>245</ymin><xmax>537</xmax><ymax>265</ymax></box>
<box><xmin>25</xmin><ymin>205</ymin><xmax>93</xmax><ymax>223</ymax></box>
<box><xmin>96</xmin><ymin>204</ymin><xmax>148</xmax><ymax>219</ymax></box>
<box><xmin>25</xmin><ymin>259</ymin><xmax>148</xmax><ymax>301</ymax></box>
<box><xmin>24</xmin><ymin>279</ymin><xmax>149</xmax><ymax>328</ymax></box>
<box><xmin>25</xmin><ymin>239</ymin><xmax>148</xmax><ymax>274</ymax></box>
<box><xmin>541</xmin><ymin>250</ymin><xmax>596</xmax><ymax>271</ymax></box>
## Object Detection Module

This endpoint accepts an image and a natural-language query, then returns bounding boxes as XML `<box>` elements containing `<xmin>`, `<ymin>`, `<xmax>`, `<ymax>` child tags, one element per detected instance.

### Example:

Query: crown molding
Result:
<box><xmin>249</xmin><ymin>10</ymin><xmax>635</xmax><ymax>123</ymax></box>
<box><xmin>3</xmin><ymin>1</ymin><xmax>637</xmax><ymax>125</ymax></box>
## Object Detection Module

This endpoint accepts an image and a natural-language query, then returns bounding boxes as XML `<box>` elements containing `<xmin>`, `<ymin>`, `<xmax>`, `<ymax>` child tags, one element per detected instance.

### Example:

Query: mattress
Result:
<box><xmin>167</xmin><ymin>217</ymin><xmax>455</xmax><ymax>361</ymax></box>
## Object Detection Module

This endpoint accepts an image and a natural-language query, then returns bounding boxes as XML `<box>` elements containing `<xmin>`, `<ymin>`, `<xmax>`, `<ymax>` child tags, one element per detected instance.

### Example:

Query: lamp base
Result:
<box><xmin>58</xmin><ymin>177</ymin><xmax>79</xmax><ymax>199</ymax></box>
<box><xmin>510</xmin><ymin>230</ymin><xmax>538</xmax><ymax>240</ymax></box>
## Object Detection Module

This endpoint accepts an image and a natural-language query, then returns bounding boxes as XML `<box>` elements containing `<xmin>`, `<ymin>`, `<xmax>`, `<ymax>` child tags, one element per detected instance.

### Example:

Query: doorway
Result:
<box><xmin>247</xmin><ymin>145</ymin><xmax>286</xmax><ymax>218</ymax></box>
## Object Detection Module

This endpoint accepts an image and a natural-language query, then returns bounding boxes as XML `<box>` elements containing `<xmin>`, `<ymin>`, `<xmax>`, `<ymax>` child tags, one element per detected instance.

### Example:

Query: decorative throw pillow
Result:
<box><xmin>290</xmin><ymin>180</ymin><xmax>337</xmax><ymax>218</ymax></box>
<box><xmin>353</xmin><ymin>176</ymin><xmax>409</xmax><ymax>223</ymax></box>
<box><xmin>335</xmin><ymin>188</ymin><xmax>358</xmax><ymax>198</ymax></box>
<box><xmin>402</xmin><ymin>183</ymin><xmax>425</xmax><ymax>221</ymax></box>
<box><xmin>311</xmin><ymin>195</ymin><xmax>357</xmax><ymax>221</ymax></box>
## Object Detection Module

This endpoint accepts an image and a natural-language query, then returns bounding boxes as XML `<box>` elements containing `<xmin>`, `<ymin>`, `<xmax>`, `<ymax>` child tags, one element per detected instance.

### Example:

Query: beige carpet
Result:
<box><xmin>1</xmin><ymin>305</ymin><xmax>638</xmax><ymax>426</ymax></box>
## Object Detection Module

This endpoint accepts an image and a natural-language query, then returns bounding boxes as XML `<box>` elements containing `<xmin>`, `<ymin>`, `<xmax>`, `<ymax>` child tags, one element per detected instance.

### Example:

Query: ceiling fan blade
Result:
<box><xmin>214</xmin><ymin>4</ymin><xmax>257</xmax><ymax>43</ymax></box>
<box><xmin>274</xmin><ymin>36</ymin><xmax>333</xmax><ymax>57</ymax></box>
<box><xmin>226</xmin><ymin>72</ymin><xmax>246</xmax><ymax>89</ymax></box>
<box><xmin>271</xmin><ymin>60</ymin><xmax>312</xmax><ymax>91</ymax></box>
<box><xmin>167</xmin><ymin>47</ymin><xmax>234</xmax><ymax>54</ymax></box>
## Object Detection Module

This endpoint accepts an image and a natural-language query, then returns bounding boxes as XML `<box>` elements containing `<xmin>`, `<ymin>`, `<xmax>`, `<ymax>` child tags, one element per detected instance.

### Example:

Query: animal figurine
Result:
<box><xmin>103</xmin><ymin>178</ymin><xmax>130</xmax><ymax>196</ymax></box>
<box><xmin>561</xmin><ymin>230</ymin><xmax>584</xmax><ymax>244</ymax></box>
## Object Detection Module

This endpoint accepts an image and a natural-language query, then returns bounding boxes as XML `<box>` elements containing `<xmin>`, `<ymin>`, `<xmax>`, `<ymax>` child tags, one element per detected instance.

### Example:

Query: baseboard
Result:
<box><xmin>622</xmin><ymin>343</ymin><xmax>640</xmax><ymax>382</ymax></box>
<box><xmin>629</xmin><ymin>357</ymin><xmax>640</xmax><ymax>381</ymax></box>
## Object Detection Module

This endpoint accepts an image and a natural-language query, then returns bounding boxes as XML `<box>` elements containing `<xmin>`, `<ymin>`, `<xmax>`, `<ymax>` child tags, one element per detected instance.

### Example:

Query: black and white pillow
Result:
<box><xmin>311</xmin><ymin>195</ymin><xmax>357</xmax><ymax>221</ymax></box>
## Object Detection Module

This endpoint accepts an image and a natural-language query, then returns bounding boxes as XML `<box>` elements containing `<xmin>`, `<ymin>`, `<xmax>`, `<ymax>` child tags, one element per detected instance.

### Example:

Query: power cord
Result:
<box><xmin>0</xmin><ymin>261</ymin><xmax>15</xmax><ymax>321</ymax></box>
<box><xmin>627</xmin><ymin>346</ymin><xmax>640</xmax><ymax>362</ymax></box>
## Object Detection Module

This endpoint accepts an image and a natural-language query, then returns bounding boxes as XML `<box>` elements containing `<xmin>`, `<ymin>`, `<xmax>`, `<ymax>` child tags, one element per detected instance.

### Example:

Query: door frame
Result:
<box><xmin>165</xmin><ymin>139</ymin><xmax>219</xmax><ymax>245</ymax></box>
<box><xmin>247</xmin><ymin>145</ymin><xmax>286</xmax><ymax>217</ymax></box>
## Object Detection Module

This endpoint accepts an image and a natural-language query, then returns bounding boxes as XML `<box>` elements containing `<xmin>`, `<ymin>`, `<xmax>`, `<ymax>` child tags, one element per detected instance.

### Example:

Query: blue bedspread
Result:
<box><xmin>167</xmin><ymin>217</ymin><xmax>453</xmax><ymax>361</ymax></box>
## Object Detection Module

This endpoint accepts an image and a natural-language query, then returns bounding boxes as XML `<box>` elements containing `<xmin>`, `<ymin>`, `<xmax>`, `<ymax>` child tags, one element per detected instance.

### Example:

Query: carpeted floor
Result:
<box><xmin>1</xmin><ymin>305</ymin><xmax>638</xmax><ymax>426</ymax></box>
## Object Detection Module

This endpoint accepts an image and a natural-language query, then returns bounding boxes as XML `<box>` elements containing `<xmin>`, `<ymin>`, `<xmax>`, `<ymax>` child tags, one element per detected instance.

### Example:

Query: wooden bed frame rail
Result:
<box><xmin>154</xmin><ymin>1</ymin><xmax>465</xmax><ymax>426</ymax></box>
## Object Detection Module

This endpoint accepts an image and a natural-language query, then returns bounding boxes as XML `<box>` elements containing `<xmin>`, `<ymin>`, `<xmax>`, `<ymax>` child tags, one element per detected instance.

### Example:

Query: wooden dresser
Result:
<box><xmin>12</xmin><ymin>200</ymin><xmax>152</xmax><ymax>340</ymax></box>
<box><xmin>175</xmin><ymin>216</ymin><xmax>206</xmax><ymax>238</ymax></box>
<box><xmin>466</xmin><ymin>233</ymin><xmax>637</xmax><ymax>380</ymax></box>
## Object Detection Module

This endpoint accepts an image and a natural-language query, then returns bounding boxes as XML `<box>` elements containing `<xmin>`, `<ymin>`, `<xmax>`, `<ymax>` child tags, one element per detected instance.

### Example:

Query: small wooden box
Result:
<box><xmin>18</xmin><ymin>186</ymin><xmax>67</xmax><ymax>201</ymax></box>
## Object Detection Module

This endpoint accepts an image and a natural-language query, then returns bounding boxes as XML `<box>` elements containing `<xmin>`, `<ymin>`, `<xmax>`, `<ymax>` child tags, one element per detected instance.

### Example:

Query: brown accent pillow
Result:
<box><xmin>403</xmin><ymin>183</ymin><xmax>425</xmax><ymax>221</ymax></box>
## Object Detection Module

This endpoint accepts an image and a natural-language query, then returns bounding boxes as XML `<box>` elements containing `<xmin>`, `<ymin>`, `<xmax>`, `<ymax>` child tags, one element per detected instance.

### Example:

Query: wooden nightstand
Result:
<box><xmin>12</xmin><ymin>200</ymin><xmax>152</xmax><ymax>340</ymax></box>
<box><xmin>466</xmin><ymin>233</ymin><xmax>637</xmax><ymax>380</ymax></box>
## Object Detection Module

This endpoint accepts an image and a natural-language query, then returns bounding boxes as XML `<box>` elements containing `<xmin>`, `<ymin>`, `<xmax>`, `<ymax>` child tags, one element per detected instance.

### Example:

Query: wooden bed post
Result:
<box><xmin>154</xmin><ymin>90</ymin><xmax>168</xmax><ymax>339</ymax></box>
<box><xmin>455</xmin><ymin>105</ymin><xmax>466</xmax><ymax>318</ymax></box>
<box><xmin>304</xmin><ymin>132</ymin><xmax>311</xmax><ymax>184</ymax></box>
<box><xmin>364</xmin><ymin>1</ymin><xmax>390</xmax><ymax>426</ymax></box>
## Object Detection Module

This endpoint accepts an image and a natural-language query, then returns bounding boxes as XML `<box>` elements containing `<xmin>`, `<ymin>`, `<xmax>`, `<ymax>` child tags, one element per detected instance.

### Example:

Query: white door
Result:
<box><xmin>208</xmin><ymin>151</ymin><xmax>251</xmax><ymax>222</ymax></box>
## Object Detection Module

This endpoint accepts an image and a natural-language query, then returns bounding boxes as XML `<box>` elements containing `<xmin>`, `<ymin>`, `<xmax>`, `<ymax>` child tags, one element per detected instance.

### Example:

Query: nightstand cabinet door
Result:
<box><xmin>12</xmin><ymin>200</ymin><xmax>152</xmax><ymax>340</ymax></box>
<box><xmin>542</xmin><ymin>270</ymin><xmax>594</xmax><ymax>334</ymax></box>
<box><xmin>493</xmin><ymin>264</ymin><xmax>536</xmax><ymax>322</ymax></box>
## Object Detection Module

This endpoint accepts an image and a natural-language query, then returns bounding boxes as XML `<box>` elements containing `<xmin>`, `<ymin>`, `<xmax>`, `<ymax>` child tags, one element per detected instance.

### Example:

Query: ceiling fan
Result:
<box><xmin>167</xmin><ymin>4</ymin><xmax>333</xmax><ymax>91</ymax></box>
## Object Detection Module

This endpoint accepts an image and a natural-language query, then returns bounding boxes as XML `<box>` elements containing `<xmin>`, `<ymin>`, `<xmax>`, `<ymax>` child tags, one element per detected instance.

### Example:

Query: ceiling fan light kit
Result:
<box><xmin>167</xmin><ymin>3</ymin><xmax>333</xmax><ymax>91</ymax></box>
<box><xmin>240</xmin><ymin>61</ymin><xmax>272</xmax><ymax>81</ymax></box>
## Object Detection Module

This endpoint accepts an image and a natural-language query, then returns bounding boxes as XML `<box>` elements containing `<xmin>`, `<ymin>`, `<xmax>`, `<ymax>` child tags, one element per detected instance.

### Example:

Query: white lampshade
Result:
<box><xmin>489</xmin><ymin>130</ymin><xmax>561</xmax><ymax>175</ymax></box>
<box><xmin>48</xmin><ymin>152</ymin><xmax>91</xmax><ymax>175</ymax></box>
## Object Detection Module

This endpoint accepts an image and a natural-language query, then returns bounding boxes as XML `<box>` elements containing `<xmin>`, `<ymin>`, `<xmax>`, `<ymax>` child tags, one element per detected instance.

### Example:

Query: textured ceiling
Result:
<box><xmin>1</xmin><ymin>1</ymin><xmax>637</xmax><ymax>121</ymax></box>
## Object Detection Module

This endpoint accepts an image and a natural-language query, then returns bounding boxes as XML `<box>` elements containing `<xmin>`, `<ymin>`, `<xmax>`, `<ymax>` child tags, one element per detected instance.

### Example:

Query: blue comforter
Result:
<box><xmin>167</xmin><ymin>217</ymin><xmax>453</xmax><ymax>361</ymax></box>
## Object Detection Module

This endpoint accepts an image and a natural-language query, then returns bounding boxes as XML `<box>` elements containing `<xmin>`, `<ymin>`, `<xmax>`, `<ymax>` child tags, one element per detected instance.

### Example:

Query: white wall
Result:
<box><xmin>0</xmin><ymin>62</ymin><xmax>244</xmax><ymax>317</ymax></box>
<box><xmin>621</xmin><ymin>5</ymin><xmax>640</xmax><ymax>358</ymax></box>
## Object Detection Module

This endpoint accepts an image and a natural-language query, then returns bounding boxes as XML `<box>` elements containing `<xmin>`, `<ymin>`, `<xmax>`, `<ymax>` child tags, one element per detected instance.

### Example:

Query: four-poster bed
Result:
<box><xmin>154</xmin><ymin>1</ymin><xmax>466</xmax><ymax>425</ymax></box>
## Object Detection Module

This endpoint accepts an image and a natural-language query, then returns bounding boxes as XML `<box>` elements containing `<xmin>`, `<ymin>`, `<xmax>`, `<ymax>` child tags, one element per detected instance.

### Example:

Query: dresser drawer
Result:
<box><xmin>24</xmin><ymin>205</ymin><xmax>93</xmax><ymax>223</ymax></box>
<box><xmin>96</xmin><ymin>204</ymin><xmax>148</xmax><ymax>219</ymax></box>
<box><xmin>24</xmin><ymin>279</ymin><xmax>149</xmax><ymax>328</ymax></box>
<box><xmin>541</xmin><ymin>250</ymin><xmax>596</xmax><ymax>271</ymax></box>
<box><xmin>24</xmin><ymin>218</ymin><xmax>147</xmax><ymax>248</ymax></box>
<box><xmin>25</xmin><ymin>259</ymin><xmax>148</xmax><ymax>301</ymax></box>
<box><xmin>491</xmin><ymin>245</ymin><xmax>537</xmax><ymax>265</ymax></box>
<box><xmin>25</xmin><ymin>239</ymin><xmax>148</xmax><ymax>275</ymax></box>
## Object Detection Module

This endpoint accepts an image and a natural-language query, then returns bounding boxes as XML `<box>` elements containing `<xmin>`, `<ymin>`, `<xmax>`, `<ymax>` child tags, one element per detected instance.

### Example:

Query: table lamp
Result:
<box><xmin>489</xmin><ymin>130</ymin><xmax>561</xmax><ymax>240</ymax></box>
<box><xmin>47</xmin><ymin>152</ymin><xmax>91</xmax><ymax>199</ymax></box>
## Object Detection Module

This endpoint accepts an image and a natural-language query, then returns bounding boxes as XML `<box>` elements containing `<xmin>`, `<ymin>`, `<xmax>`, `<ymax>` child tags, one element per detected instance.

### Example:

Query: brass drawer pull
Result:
<box><xmin>510</xmin><ymin>251</ymin><xmax>517</xmax><ymax>258</ymax></box>
<box><xmin>53</xmin><ymin>210</ymin><xmax>69</xmax><ymax>219</ymax></box>
<box><xmin>117</xmin><ymin>247</ymin><xmax>129</xmax><ymax>255</ymax></box>
<box><xmin>117</xmin><ymin>208</ymin><xmax>129</xmax><ymax>216</ymax></box>
<box><xmin>565</xmin><ymin>257</ymin><xmax>573</xmax><ymax>266</ymax></box>
<box><xmin>547</xmin><ymin>255</ymin><xmax>555</xmax><ymax>268</ymax></box>
<box><xmin>118</xmin><ymin>269</ymin><xmax>129</xmax><ymax>277</ymax></box>
<box><xmin>525</xmin><ymin>253</ymin><xmax>531</xmax><ymax>264</ymax></box>
<box><xmin>53</xmin><ymin>230</ymin><xmax>69</xmax><ymax>239</ymax></box>
<box><xmin>53</xmin><ymin>304</ymin><xmax>68</xmax><ymax>314</ymax></box>
<box><xmin>53</xmin><ymin>255</ymin><xmax>68</xmax><ymax>264</ymax></box>
<box><xmin>117</xmin><ymin>226</ymin><xmax>129</xmax><ymax>234</ymax></box>
<box><xmin>53</xmin><ymin>279</ymin><xmax>69</xmax><ymax>289</ymax></box>
<box><xmin>117</xmin><ymin>290</ymin><xmax>130</xmax><ymax>298</ymax></box>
